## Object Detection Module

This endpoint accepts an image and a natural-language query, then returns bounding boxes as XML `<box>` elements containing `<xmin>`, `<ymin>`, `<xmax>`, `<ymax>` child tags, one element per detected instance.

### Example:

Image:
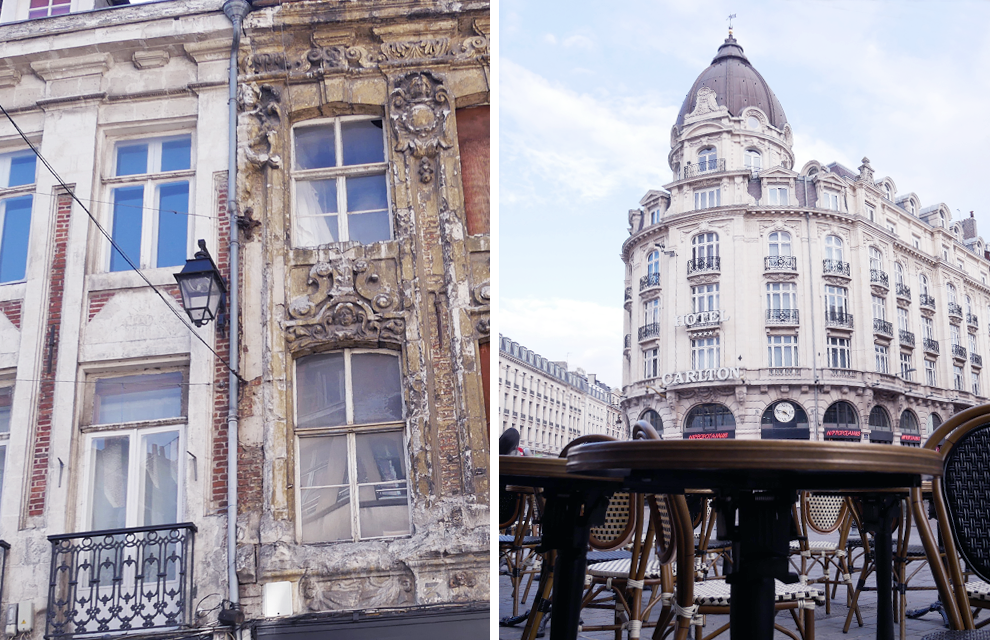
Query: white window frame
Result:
<box><xmin>744</xmin><ymin>149</ymin><xmax>762</xmax><ymax>171</ymax></box>
<box><xmin>867</xmin><ymin>204</ymin><xmax>875</xmax><ymax>222</ymax></box>
<box><xmin>825</xmin><ymin>285</ymin><xmax>848</xmax><ymax>315</ymax></box>
<box><xmin>768</xmin><ymin>231</ymin><xmax>792</xmax><ymax>257</ymax></box>
<box><xmin>691</xmin><ymin>283</ymin><xmax>719</xmax><ymax>313</ymax></box>
<box><xmin>897</xmin><ymin>307</ymin><xmax>909</xmax><ymax>332</ymax></box>
<box><xmin>875</xmin><ymin>344</ymin><xmax>889</xmax><ymax>375</ymax></box>
<box><xmin>691</xmin><ymin>337</ymin><xmax>719</xmax><ymax>370</ymax></box>
<box><xmin>768</xmin><ymin>335</ymin><xmax>798</xmax><ymax>368</ymax></box>
<box><xmin>767</xmin><ymin>282</ymin><xmax>796</xmax><ymax>311</ymax></box>
<box><xmin>825</xmin><ymin>235</ymin><xmax>844</xmax><ymax>261</ymax></box>
<box><xmin>822</xmin><ymin>190</ymin><xmax>840</xmax><ymax>211</ymax></box>
<box><xmin>974</xmin><ymin>371</ymin><xmax>981</xmax><ymax>396</ymax></box>
<box><xmin>827</xmin><ymin>336</ymin><xmax>850</xmax><ymax>369</ymax></box>
<box><xmin>923</xmin><ymin>316</ymin><xmax>935</xmax><ymax>341</ymax></box>
<box><xmin>647</xmin><ymin>249</ymin><xmax>660</xmax><ymax>276</ymax></box>
<box><xmin>900</xmin><ymin>352</ymin><xmax>913</xmax><ymax>381</ymax></box>
<box><xmin>694</xmin><ymin>187</ymin><xmax>721</xmax><ymax>210</ymax></box>
<box><xmin>644</xmin><ymin>298</ymin><xmax>660</xmax><ymax>325</ymax></box>
<box><xmin>644</xmin><ymin>348</ymin><xmax>659</xmax><ymax>379</ymax></box>
<box><xmin>0</xmin><ymin>150</ymin><xmax>37</xmax><ymax>284</ymax></box>
<box><xmin>869</xmin><ymin>247</ymin><xmax>883</xmax><ymax>272</ymax></box>
<box><xmin>767</xmin><ymin>186</ymin><xmax>788</xmax><ymax>205</ymax></box>
<box><xmin>692</xmin><ymin>232</ymin><xmax>719</xmax><ymax>260</ymax></box>
<box><xmin>926</xmin><ymin>359</ymin><xmax>937</xmax><ymax>386</ymax></box>
<box><xmin>954</xmin><ymin>365</ymin><xmax>964</xmax><ymax>391</ymax></box>
<box><xmin>872</xmin><ymin>295</ymin><xmax>886</xmax><ymax>321</ymax></box>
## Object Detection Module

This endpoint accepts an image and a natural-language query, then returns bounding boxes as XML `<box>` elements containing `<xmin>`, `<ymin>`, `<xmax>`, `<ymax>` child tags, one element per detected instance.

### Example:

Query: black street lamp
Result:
<box><xmin>174</xmin><ymin>239</ymin><xmax>227</xmax><ymax>327</ymax></box>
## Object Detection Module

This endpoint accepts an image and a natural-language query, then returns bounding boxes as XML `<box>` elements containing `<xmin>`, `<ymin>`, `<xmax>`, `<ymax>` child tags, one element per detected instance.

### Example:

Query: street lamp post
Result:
<box><xmin>174</xmin><ymin>239</ymin><xmax>227</xmax><ymax>328</ymax></box>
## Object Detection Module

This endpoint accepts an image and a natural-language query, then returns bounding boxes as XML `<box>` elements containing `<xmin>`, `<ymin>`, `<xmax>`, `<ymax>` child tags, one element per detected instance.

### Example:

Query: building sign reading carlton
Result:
<box><xmin>659</xmin><ymin>366</ymin><xmax>742</xmax><ymax>386</ymax></box>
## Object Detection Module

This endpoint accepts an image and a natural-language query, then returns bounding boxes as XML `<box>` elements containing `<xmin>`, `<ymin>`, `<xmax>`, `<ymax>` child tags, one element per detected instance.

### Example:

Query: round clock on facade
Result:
<box><xmin>774</xmin><ymin>401</ymin><xmax>795</xmax><ymax>423</ymax></box>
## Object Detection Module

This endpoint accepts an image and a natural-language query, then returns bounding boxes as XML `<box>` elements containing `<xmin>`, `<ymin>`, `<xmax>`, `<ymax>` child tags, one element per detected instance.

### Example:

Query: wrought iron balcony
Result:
<box><xmin>972</xmin><ymin>353</ymin><xmax>983</xmax><ymax>368</ymax></box>
<box><xmin>968</xmin><ymin>313</ymin><xmax>980</xmax><ymax>328</ymax></box>
<box><xmin>948</xmin><ymin>302</ymin><xmax>963</xmax><ymax>318</ymax></box>
<box><xmin>920</xmin><ymin>294</ymin><xmax>936</xmax><ymax>309</ymax></box>
<box><xmin>624</xmin><ymin>287</ymin><xmax>632</xmax><ymax>302</ymax></box>
<box><xmin>639</xmin><ymin>322</ymin><xmax>661</xmax><ymax>340</ymax></box>
<box><xmin>870</xmin><ymin>269</ymin><xmax>889</xmax><ymax>288</ymax></box>
<box><xmin>766</xmin><ymin>309</ymin><xmax>799</xmax><ymax>324</ymax></box>
<box><xmin>924</xmin><ymin>338</ymin><xmax>940</xmax><ymax>354</ymax></box>
<box><xmin>764</xmin><ymin>255</ymin><xmax>797</xmax><ymax>272</ymax></box>
<box><xmin>899</xmin><ymin>330</ymin><xmax>915</xmax><ymax>347</ymax></box>
<box><xmin>822</xmin><ymin>259</ymin><xmax>850</xmax><ymax>276</ymax></box>
<box><xmin>624</xmin><ymin>334</ymin><xmax>631</xmax><ymax>348</ymax></box>
<box><xmin>896</xmin><ymin>283</ymin><xmax>911</xmax><ymax>299</ymax></box>
<box><xmin>687</xmin><ymin>256</ymin><xmax>720</xmax><ymax>275</ymax></box>
<box><xmin>824</xmin><ymin>309</ymin><xmax>854</xmax><ymax>328</ymax></box>
<box><xmin>639</xmin><ymin>273</ymin><xmax>661</xmax><ymax>291</ymax></box>
<box><xmin>47</xmin><ymin>523</ymin><xmax>197</xmax><ymax>639</ymax></box>
<box><xmin>953</xmin><ymin>344</ymin><xmax>967</xmax><ymax>360</ymax></box>
<box><xmin>873</xmin><ymin>318</ymin><xmax>893</xmax><ymax>337</ymax></box>
<box><xmin>679</xmin><ymin>158</ymin><xmax>726</xmax><ymax>179</ymax></box>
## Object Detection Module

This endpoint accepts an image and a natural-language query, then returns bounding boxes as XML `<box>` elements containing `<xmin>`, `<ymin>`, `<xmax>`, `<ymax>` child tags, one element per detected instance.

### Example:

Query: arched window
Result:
<box><xmin>927</xmin><ymin>413</ymin><xmax>943</xmax><ymax>438</ymax></box>
<box><xmin>823</xmin><ymin>401</ymin><xmax>860</xmax><ymax>441</ymax></box>
<box><xmin>919</xmin><ymin>274</ymin><xmax>930</xmax><ymax>297</ymax></box>
<box><xmin>965</xmin><ymin>295</ymin><xmax>973</xmax><ymax>316</ymax></box>
<box><xmin>768</xmin><ymin>231</ymin><xmax>792</xmax><ymax>257</ymax></box>
<box><xmin>947</xmin><ymin>283</ymin><xmax>957</xmax><ymax>305</ymax></box>
<box><xmin>683</xmin><ymin>403</ymin><xmax>735</xmax><ymax>439</ymax></box>
<box><xmin>884</xmin><ymin>183</ymin><xmax>893</xmax><ymax>200</ymax></box>
<box><xmin>744</xmin><ymin>149</ymin><xmax>762</xmax><ymax>171</ymax></box>
<box><xmin>869</xmin><ymin>246</ymin><xmax>883</xmax><ymax>272</ymax></box>
<box><xmin>647</xmin><ymin>249</ymin><xmax>660</xmax><ymax>277</ymax></box>
<box><xmin>868</xmin><ymin>406</ymin><xmax>893</xmax><ymax>444</ymax></box>
<box><xmin>699</xmin><ymin>147</ymin><xmax>717</xmax><ymax>172</ymax></box>
<box><xmin>899</xmin><ymin>410</ymin><xmax>921</xmax><ymax>446</ymax></box>
<box><xmin>760</xmin><ymin>401</ymin><xmax>810</xmax><ymax>440</ymax></box>
<box><xmin>825</xmin><ymin>235</ymin><xmax>844</xmax><ymax>262</ymax></box>
<box><xmin>640</xmin><ymin>409</ymin><xmax>663</xmax><ymax>436</ymax></box>
<box><xmin>939</xmin><ymin>211</ymin><xmax>946</xmax><ymax>228</ymax></box>
<box><xmin>895</xmin><ymin>262</ymin><xmax>905</xmax><ymax>287</ymax></box>
<box><xmin>692</xmin><ymin>233</ymin><xmax>719</xmax><ymax>260</ymax></box>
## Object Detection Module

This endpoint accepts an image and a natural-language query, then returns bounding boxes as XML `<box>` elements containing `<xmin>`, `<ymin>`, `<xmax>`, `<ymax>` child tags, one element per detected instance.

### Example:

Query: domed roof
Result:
<box><xmin>675</xmin><ymin>34</ymin><xmax>787</xmax><ymax>130</ymax></box>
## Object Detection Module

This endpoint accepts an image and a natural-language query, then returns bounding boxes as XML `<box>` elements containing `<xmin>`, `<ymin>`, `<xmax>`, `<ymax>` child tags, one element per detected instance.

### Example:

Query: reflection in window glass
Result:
<box><xmin>296</xmin><ymin>353</ymin><xmax>346</xmax><ymax>429</ymax></box>
<box><xmin>355</xmin><ymin>432</ymin><xmax>409</xmax><ymax>538</ymax></box>
<box><xmin>341</xmin><ymin>120</ymin><xmax>385</xmax><ymax>166</ymax></box>
<box><xmin>0</xmin><ymin>387</ymin><xmax>10</xmax><ymax>433</ymax></box>
<box><xmin>116</xmin><ymin>144</ymin><xmax>148</xmax><ymax>177</ymax></box>
<box><xmin>295</xmin><ymin>125</ymin><xmax>336</xmax><ymax>169</ymax></box>
<box><xmin>142</xmin><ymin>431</ymin><xmax>180</xmax><ymax>526</ymax></box>
<box><xmin>91</xmin><ymin>435</ymin><xmax>130</xmax><ymax>529</ymax></box>
<box><xmin>0</xmin><ymin>196</ymin><xmax>32</xmax><ymax>282</ymax></box>
<box><xmin>94</xmin><ymin>372</ymin><xmax>184</xmax><ymax>424</ymax></box>
<box><xmin>351</xmin><ymin>353</ymin><xmax>403</xmax><ymax>425</ymax></box>
<box><xmin>299</xmin><ymin>435</ymin><xmax>351</xmax><ymax>543</ymax></box>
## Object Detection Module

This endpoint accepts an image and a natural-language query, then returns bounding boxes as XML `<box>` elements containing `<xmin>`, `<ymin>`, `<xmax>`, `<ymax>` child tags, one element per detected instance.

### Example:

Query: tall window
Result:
<box><xmin>869</xmin><ymin>247</ymin><xmax>883</xmax><ymax>272</ymax></box>
<box><xmin>875</xmin><ymin>344</ymin><xmax>889</xmax><ymax>374</ymax></box>
<box><xmin>926</xmin><ymin>359</ymin><xmax>937</xmax><ymax>386</ymax></box>
<box><xmin>647</xmin><ymin>249</ymin><xmax>660</xmax><ymax>277</ymax></box>
<box><xmin>947</xmin><ymin>283</ymin><xmax>957</xmax><ymax>305</ymax></box>
<box><xmin>897</xmin><ymin>307</ymin><xmax>909</xmax><ymax>332</ymax></box>
<box><xmin>28</xmin><ymin>0</ymin><xmax>70</xmax><ymax>18</ymax></box>
<box><xmin>768</xmin><ymin>335</ymin><xmax>798</xmax><ymax>367</ymax></box>
<box><xmin>744</xmin><ymin>149</ymin><xmax>761</xmax><ymax>170</ymax></box>
<box><xmin>900</xmin><ymin>352</ymin><xmax>913</xmax><ymax>381</ymax></box>
<box><xmin>867</xmin><ymin>204</ymin><xmax>876</xmax><ymax>222</ymax></box>
<box><xmin>951</xmin><ymin>325</ymin><xmax>961</xmax><ymax>347</ymax></box>
<box><xmin>0</xmin><ymin>151</ymin><xmax>36</xmax><ymax>283</ymax></box>
<box><xmin>767</xmin><ymin>282</ymin><xmax>796</xmax><ymax>311</ymax></box>
<box><xmin>295</xmin><ymin>350</ymin><xmax>408</xmax><ymax>543</ymax></box>
<box><xmin>644</xmin><ymin>348</ymin><xmax>659</xmax><ymax>379</ymax></box>
<box><xmin>966</xmin><ymin>295</ymin><xmax>973</xmax><ymax>317</ymax></box>
<box><xmin>691</xmin><ymin>337</ymin><xmax>719</xmax><ymax>370</ymax></box>
<box><xmin>970</xmin><ymin>333</ymin><xmax>977</xmax><ymax>355</ymax></box>
<box><xmin>974</xmin><ymin>371</ymin><xmax>981</xmax><ymax>396</ymax></box>
<box><xmin>895</xmin><ymin>262</ymin><xmax>904</xmax><ymax>287</ymax></box>
<box><xmin>825</xmin><ymin>285</ymin><xmax>848</xmax><ymax>315</ymax></box>
<box><xmin>767</xmin><ymin>187</ymin><xmax>788</xmax><ymax>205</ymax></box>
<box><xmin>698</xmin><ymin>147</ymin><xmax>717</xmax><ymax>172</ymax></box>
<box><xmin>644</xmin><ymin>298</ymin><xmax>660</xmax><ymax>325</ymax></box>
<box><xmin>85</xmin><ymin>371</ymin><xmax>186</xmax><ymax>529</ymax></box>
<box><xmin>293</xmin><ymin>117</ymin><xmax>390</xmax><ymax>246</ymax></box>
<box><xmin>768</xmin><ymin>231</ymin><xmax>791</xmax><ymax>257</ymax></box>
<box><xmin>872</xmin><ymin>295</ymin><xmax>886</xmax><ymax>321</ymax></box>
<box><xmin>107</xmin><ymin>135</ymin><xmax>192</xmax><ymax>272</ymax></box>
<box><xmin>692</xmin><ymin>283</ymin><xmax>719</xmax><ymax>313</ymax></box>
<box><xmin>827</xmin><ymin>336</ymin><xmax>850</xmax><ymax>369</ymax></box>
<box><xmin>954</xmin><ymin>364</ymin><xmax>964</xmax><ymax>391</ymax></box>
<box><xmin>922</xmin><ymin>316</ymin><xmax>935</xmax><ymax>341</ymax></box>
<box><xmin>920</xmin><ymin>274</ymin><xmax>930</xmax><ymax>297</ymax></box>
<box><xmin>825</xmin><ymin>235</ymin><xmax>844</xmax><ymax>261</ymax></box>
<box><xmin>694</xmin><ymin>187</ymin><xmax>720</xmax><ymax>210</ymax></box>
<box><xmin>650</xmin><ymin>209</ymin><xmax>661</xmax><ymax>224</ymax></box>
<box><xmin>822</xmin><ymin>190</ymin><xmax>840</xmax><ymax>211</ymax></box>
<box><xmin>692</xmin><ymin>233</ymin><xmax>719</xmax><ymax>260</ymax></box>
<box><xmin>0</xmin><ymin>385</ymin><xmax>9</xmax><ymax>509</ymax></box>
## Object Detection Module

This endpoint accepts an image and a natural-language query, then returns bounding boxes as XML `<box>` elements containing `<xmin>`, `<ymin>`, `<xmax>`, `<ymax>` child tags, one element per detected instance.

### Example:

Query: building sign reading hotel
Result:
<box><xmin>660</xmin><ymin>367</ymin><xmax>742</xmax><ymax>386</ymax></box>
<box><xmin>674</xmin><ymin>310</ymin><xmax>727</xmax><ymax>327</ymax></box>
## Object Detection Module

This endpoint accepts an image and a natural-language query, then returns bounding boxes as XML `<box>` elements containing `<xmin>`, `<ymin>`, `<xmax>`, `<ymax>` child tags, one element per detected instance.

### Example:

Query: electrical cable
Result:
<box><xmin>0</xmin><ymin>101</ymin><xmax>243</xmax><ymax>382</ymax></box>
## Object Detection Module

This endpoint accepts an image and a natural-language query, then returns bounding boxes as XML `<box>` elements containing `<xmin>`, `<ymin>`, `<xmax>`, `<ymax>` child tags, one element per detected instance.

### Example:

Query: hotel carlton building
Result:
<box><xmin>622</xmin><ymin>32</ymin><xmax>990</xmax><ymax>445</ymax></box>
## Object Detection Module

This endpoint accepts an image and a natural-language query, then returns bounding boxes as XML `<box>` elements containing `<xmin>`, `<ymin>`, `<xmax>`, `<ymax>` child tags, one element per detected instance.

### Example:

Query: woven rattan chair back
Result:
<box><xmin>499</xmin><ymin>488</ymin><xmax>522</xmax><ymax>530</ymax></box>
<box><xmin>804</xmin><ymin>493</ymin><xmax>848</xmax><ymax>535</ymax></box>
<box><xmin>942</xmin><ymin>422</ymin><xmax>990</xmax><ymax>583</ymax></box>
<box><xmin>588</xmin><ymin>490</ymin><xmax>636</xmax><ymax>550</ymax></box>
<box><xmin>650</xmin><ymin>493</ymin><xmax>678</xmax><ymax>565</ymax></box>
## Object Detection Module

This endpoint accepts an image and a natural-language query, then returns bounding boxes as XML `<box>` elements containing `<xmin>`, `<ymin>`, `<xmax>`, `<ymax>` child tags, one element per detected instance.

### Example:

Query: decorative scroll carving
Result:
<box><xmin>389</xmin><ymin>72</ymin><xmax>451</xmax><ymax>183</ymax></box>
<box><xmin>238</xmin><ymin>83</ymin><xmax>283</xmax><ymax>169</ymax></box>
<box><xmin>285</xmin><ymin>258</ymin><xmax>403</xmax><ymax>351</ymax></box>
<box><xmin>453</xmin><ymin>35</ymin><xmax>489</xmax><ymax>60</ymax></box>
<box><xmin>764</xmin><ymin>273</ymin><xmax>798</xmax><ymax>283</ymax></box>
<box><xmin>301</xmin><ymin>570</ymin><xmax>415</xmax><ymax>611</ymax></box>
<box><xmin>689</xmin><ymin>87</ymin><xmax>721</xmax><ymax>117</ymax></box>
<box><xmin>472</xmin><ymin>282</ymin><xmax>490</xmax><ymax>306</ymax></box>
<box><xmin>381</xmin><ymin>38</ymin><xmax>451</xmax><ymax>61</ymax></box>
<box><xmin>305</xmin><ymin>45</ymin><xmax>379</xmax><ymax>72</ymax></box>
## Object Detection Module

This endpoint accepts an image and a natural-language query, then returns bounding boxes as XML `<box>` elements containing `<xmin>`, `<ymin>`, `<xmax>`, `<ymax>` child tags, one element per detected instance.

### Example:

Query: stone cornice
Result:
<box><xmin>30</xmin><ymin>52</ymin><xmax>111</xmax><ymax>82</ymax></box>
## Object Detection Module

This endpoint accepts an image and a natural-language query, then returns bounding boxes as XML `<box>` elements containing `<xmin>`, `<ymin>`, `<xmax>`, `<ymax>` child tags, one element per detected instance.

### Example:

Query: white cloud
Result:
<box><xmin>543</xmin><ymin>33</ymin><xmax>557</xmax><ymax>45</ymax></box>
<box><xmin>500</xmin><ymin>297</ymin><xmax>624</xmax><ymax>387</ymax></box>
<box><xmin>562</xmin><ymin>34</ymin><xmax>595</xmax><ymax>50</ymax></box>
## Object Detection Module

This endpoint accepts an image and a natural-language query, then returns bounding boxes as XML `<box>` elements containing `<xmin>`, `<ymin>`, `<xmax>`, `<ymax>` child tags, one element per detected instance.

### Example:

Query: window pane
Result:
<box><xmin>110</xmin><ymin>185</ymin><xmax>144</xmax><ymax>272</ymax></box>
<box><xmin>295</xmin><ymin>125</ymin><xmax>336</xmax><ymax>169</ymax></box>
<box><xmin>156</xmin><ymin>182</ymin><xmax>189</xmax><ymax>268</ymax></box>
<box><xmin>296</xmin><ymin>180</ymin><xmax>338</xmax><ymax>245</ymax></box>
<box><xmin>91</xmin><ymin>436</ymin><xmax>130</xmax><ymax>530</ymax></box>
<box><xmin>160</xmin><ymin>137</ymin><xmax>192</xmax><ymax>172</ymax></box>
<box><xmin>297</xmin><ymin>214</ymin><xmax>339</xmax><ymax>246</ymax></box>
<box><xmin>352</xmin><ymin>353</ymin><xmax>403</xmax><ymax>425</ymax></box>
<box><xmin>94</xmin><ymin>372</ymin><xmax>183</xmax><ymax>424</ymax></box>
<box><xmin>341</xmin><ymin>120</ymin><xmax>385</xmax><ymax>166</ymax></box>
<box><xmin>0</xmin><ymin>387</ymin><xmax>10</xmax><ymax>433</ymax></box>
<box><xmin>297</xmin><ymin>353</ymin><xmax>346</xmax><ymax>428</ymax></box>
<box><xmin>8</xmin><ymin>154</ymin><xmax>36</xmax><ymax>187</ymax></box>
<box><xmin>346</xmin><ymin>174</ymin><xmax>388</xmax><ymax>213</ymax></box>
<box><xmin>116</xmin><ymin>143</ymin><xmax>148</xmax><ymax>177</ymax></box>
<box><xmin>348</xmin><ymin>211</ymin><xmax>391</xmax><ymax>245</ymax></box>
<box><xmin>299</xmin><ymin>435</ymin><xmax>350</xmax><ymax>543</ymax></box>
<box><xmin>0</xmin><ymin>196</ymin><xmax>32</xmax><ymax>283</ymax></box>
<box><xmin>0</xmin><ymin>445</ymin><xmax>4</xmax><ymax>510</ymax></box>
<box><xmin>141</xmin><ymin>430</ymin><xmax>179</xmax><ymax>526</ymax></box>
<box><xmin>356</xmin><ymin>432</ymin><xmax>409</xmax><ymax>538</ymax></box>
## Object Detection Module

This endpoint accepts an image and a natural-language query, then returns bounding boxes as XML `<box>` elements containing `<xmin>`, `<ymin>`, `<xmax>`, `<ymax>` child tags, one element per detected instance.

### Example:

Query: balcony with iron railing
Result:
<box><xmin>920</xmin><ymin>294</ymin><xmax>936</xmax><ymax>309</ymax></box>
<box><xmin>764</xmin><ymin>256</ymin><xmax>797</xmax><ymax>272</ymax></box>
<box><xmin>824</xmin><ymin>309</ymin><xmax>854</xmax><ymax>329</ymax></box>
<box><xmin>687</xmin><ymin>256</ymin><xmax>720</xmax><ymax>275</ymax></box>
<box><xmin>766</xmin><ymin>309</ymin><xmax>799</xmax><ymax>325</ymax></box>
<box><xmin>972</xmin><ymin>353</ymin><xmax>983</xmax><ymax>368</ymax></box>
<box><xmin>624</xmin><ymin>334</ymin><xmax>631</xmax><ymax>348</ymax></box>
<box><xmin>948</xmin><ymin>302</ymin><xmax>963</xmax><ymax>319</ymax></box>
<box><xmin>896</xmin><ymin>283</ymin><xmax>911</xmax><ymax>300</ymax></box>
<box><xmin>640</xmin><ymin>273</ymin><xmax>661</xmax><ymax>291</ymax></box>
<box><xmin>47</xmin><ymin>523</ymin><xmax>197</xmax><ymax>639</ymax></box>
<box><xmin>822</xmin><ymin>259</ymin><xmax>850</xmax><ymax>277</ymax></box>
<box><xmin>870</xmin><ymin>269</ymin><xmax>889</xmax><ymax>289</ymax></box>
<box><xmin>952</xmin><ymin>344</ymin><xmax>968</xmax><ymax>360</ymax></box>
<box><xmin>924</xmin><ymin>338</ymin><xmax>940</xmax><ymax>354</ymax></box>
<box><xmin>639</xmin><ymin>323</ymin><xmax>661</xmax><ymax>341</ymax></box>
<box><xmin>679</xmin><ymin>158</ymin><xmax>726</xmax><ymax>180</ymax></box>
<box><xmin>873</xmin><ymin>318</ymin><xmax>893</xmax><ymax>337</ymax></box>
<box><xmin>624</xmin><ymin>287</ymin><xmax>632</xmax><ymax>302</ymax></box>
<box><xmin>899</xmin><ymin>330</ymin><xmax>915</xmax><ymax>347</ymax></box>
<box><xmin>968</xmin><ymin>313</ymin><xmax>980</xmax><ymax>329</ymax></box>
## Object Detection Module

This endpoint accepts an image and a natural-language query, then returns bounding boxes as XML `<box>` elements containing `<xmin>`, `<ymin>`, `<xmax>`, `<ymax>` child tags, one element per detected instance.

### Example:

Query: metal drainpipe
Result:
<box><xmin>803</xmin><ymin>179</ymin><xmax>821</xmax><ymax>438</ymax></box>
<box><xmin>222</xmin><ymin>0</ymin><xmax>251</xmax><ymax>611</ymax></box>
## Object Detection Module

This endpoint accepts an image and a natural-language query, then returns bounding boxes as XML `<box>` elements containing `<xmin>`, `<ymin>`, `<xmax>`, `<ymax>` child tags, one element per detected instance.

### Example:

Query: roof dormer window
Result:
<box><xmin>822</xmin><ymin>190</ymin><xmax>839</xmax><ymax>211</ymax></box>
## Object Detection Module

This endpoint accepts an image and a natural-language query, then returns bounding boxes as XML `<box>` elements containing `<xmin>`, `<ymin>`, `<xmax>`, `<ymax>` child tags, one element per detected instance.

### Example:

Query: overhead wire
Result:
<box><xmin>0</xmin><ymin>101</ymin><xmax>243</xmax><ymax>382</ymax></box>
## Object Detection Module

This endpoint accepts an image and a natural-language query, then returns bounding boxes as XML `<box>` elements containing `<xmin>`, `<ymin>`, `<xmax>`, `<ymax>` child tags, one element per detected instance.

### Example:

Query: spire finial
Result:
<box><xmin>727</xmin><ymin>13</ymin><xmax>736</xmax><ymax>36</ymax></box>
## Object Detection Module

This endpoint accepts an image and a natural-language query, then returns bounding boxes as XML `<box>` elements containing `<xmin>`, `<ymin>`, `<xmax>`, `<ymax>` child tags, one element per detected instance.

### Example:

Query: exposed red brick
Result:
<box><xmin>210</xmin><ymin>173</ymin><xmax>235</xmax><ymax>510</ymax></box>
<box><xmin>0</xmin><ymin>300</ymin><xmax>22</xmax><ymax>329</ymax></box>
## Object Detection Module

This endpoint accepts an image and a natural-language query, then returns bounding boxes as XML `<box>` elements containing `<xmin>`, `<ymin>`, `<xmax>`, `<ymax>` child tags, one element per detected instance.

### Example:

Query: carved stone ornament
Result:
<box><xmin>285</xmin><ymin>258</ymin><xmax>403</xmax><ymax>352</ymax></box>
<box><xmin>381</xmin><ymin>38</ymin><xmax>451</xmax><ymax>61</ymax></box>
<box><xmin>687</xmin><ymin>273</ymin><xmax>719</xmax><ymax>285</ymax></box>
<box><xmin>238</xmin><ymin>83</ymin><xmax>283</xmax><ymax>169</ymax></box>
<box><xmin>823</xmin><ymin>275</ymin><xmax>850</xmax><ymax>286</ymax></box>
<box><xmin>301</xmin><ymin>570</ymin><xmax>415</xmax><ymax>611</ymax></box>
<box><xmin>765</xmin><ymin>272</ymin><xmax>798</xmax><ymax>283</ymax></box>
<box><xmin>305</xmin><ymin>45</ymin><xmax>379</xmax><ymax>72</ymax></box>
<box><xmin>689</xmin><ymin>87</ymin><xmax>721</xmax><ymax>117</ymax></box>
<box><xmin>477</xmin><ymin>318</ymin><xmax>490</xmax><ymax>335</ymax></box>
<box><xmin>472</xmin><ymin>282</ymin><xmax>490</xmax><ymax>306</ymax></box>
<box><xmin>389</xmin><ymin>72</ymin><xmax>452</xmax><ymax>183</ymax></box>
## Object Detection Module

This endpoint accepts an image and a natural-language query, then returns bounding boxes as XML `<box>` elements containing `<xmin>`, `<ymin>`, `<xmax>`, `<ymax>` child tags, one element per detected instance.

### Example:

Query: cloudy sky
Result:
<box><xmin>498</xmin><ymin>0</ymin><xmax>990</xmax><ymax>389</ymax></box>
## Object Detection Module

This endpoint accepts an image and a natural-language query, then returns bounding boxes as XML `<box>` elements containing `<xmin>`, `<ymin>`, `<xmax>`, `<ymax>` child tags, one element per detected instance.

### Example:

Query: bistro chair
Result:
<box><xmin>499</xmin><ymin>483</ymin><xmax>543</xmax><ymax>619</ymax></box>
<box><xmin>789</xmin><ymin>491</ymin><xmax>855</xmax><ymax>614</ymax></box>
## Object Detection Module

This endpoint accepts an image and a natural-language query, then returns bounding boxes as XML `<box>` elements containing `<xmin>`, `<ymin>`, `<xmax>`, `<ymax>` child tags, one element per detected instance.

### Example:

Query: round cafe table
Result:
<box><xmin>566</xmin><ymin>439</ymin><xmax>943</xmax><ymax>640</ymax></box>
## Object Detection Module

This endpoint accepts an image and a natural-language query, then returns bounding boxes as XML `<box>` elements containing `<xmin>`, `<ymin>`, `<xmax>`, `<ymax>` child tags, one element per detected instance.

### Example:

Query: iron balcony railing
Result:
<box><xmin>687</xmin><ymin>256</ymin><xmax>720</xmax><ymax>275</ymax></box>
<box><xmin>948</xmin><ymin>302</ymin><xmax>963</xmax><ymax>318</ymax></box>
<box><xmin>624</xmin><ymin>334</ymin><xmax>631</xmax><ymax>348</ymax></box>
<box><xmin>766</xmin><ymin>309</ymin><xmax>799</xmax><ymax>324</ymax></box>
<box><xmin>640</xmin><ymin>273</ymin><xmax>661</xmax><ymax>291</ymax></box>
<box><xmin>680</xmin><ymin>158</ymin><xmax>726</xmax><ymax>179</ymax></box>
<box><xmin>968</xmin><ymin>314</ymin><xmax>980</xmax><ymax>328</ymax></box>
<box><xmin>624</xmin><ymin>287</ymin><xmax>632</xmax><ymax>302</ymax></box>
<box><xmin>639</xmin><ymin>323</ymin><xmax>661</xmax><ymax>340</ymax></box>
<box><xmin>899</xmin><ymin>330</ymin><xmax>915</xmax><ymax>347</ymax></box>
<box><xmin>896</xmin><ymin>283</ymin><xmax>911</xmax><ymax>299</ymax></box>
<box><xmin>825</xmin><ymin>310</ymin><xmax>854</xmax><ymax>328</ymax></box>
<box><xmin>953</xmin><ymin>344</ymin><xmax>968</xmax><ymax>359</ymax></box>
<box><xmin>823</xmin><ymin>259</ymin><xmax>850</xmax><ymax>276</ymax></box>
<box><xmin>973</xmin><ymin>353</ymin><xmax>983</xmax><ymax>367</ymax></box>
<box><xmin>764</xmin><ymin>256</ymin><xmax>797</xmax><ymax>272</ymax></box>
<box><xmin>870</xmin><ymin>269</ymin><xmax>889</xmax><ymax>288</ymax></box>
<box><xmin>920</xmin><ymin>294</ymin><xmax>936</xmax><ymax>309</ymax></box>
<box><xmin>924</xmin><ymin>338</ymin><xmax>940</xmax><ymax>354</ymax></box>
<box><xmin>47</xmin><ymin>523</ymin><xmax>197</xmax><ymax>639</ymax></box>
<box><xmin>873</xmin><ymin>318</ymin><xmax>893</xmax><ymax>336</ymax></box>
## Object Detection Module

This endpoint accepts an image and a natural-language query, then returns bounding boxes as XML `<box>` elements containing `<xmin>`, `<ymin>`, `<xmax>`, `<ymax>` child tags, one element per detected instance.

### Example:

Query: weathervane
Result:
<box><xmin>728</xmin><ymin>13</ymin><xmax>737</xmax><ymax>35</ymax></box>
